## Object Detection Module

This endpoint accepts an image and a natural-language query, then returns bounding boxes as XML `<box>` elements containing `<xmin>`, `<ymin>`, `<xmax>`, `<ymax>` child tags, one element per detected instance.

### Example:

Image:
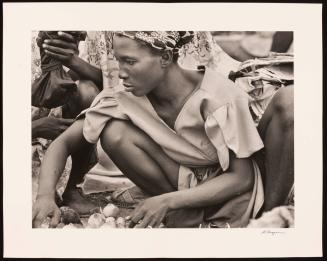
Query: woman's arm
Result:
<box><xmin>36</xmin><ymin>120</ymin><xmax>87</xmax><ymax>197</ymax></box>
<box><xmin>42</xmin><ymin>31</ymin><xmax>103</xmax><ymax>89</ymax></box>
<box><xmin>166</xmin><ymin>155</ymin><xmax>254</xmax><ymax>209</ymax></box>
<box><xmin>130</xmin><ymin>152</ymin><xmax>255</xmax><ymax>228</ymax></box>
<box><xmin>32</xmin><ymin>119</ymin><xmax>89</xmax><ymax>227</ymax></box>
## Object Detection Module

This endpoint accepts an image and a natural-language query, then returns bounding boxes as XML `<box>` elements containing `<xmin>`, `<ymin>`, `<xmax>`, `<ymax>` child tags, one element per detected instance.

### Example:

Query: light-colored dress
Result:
<box><xmin>77</xmin><ymin>67</ymin><xmax>265</xmax><ymax>228</ymax></box>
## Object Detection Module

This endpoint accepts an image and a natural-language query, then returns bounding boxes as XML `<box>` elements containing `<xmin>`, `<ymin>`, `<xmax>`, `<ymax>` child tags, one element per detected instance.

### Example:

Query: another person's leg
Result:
<box><xmin>100</xmin><ymin>119</ymin><xmax>180</xmax><ymax>196</ymax></box>
<box><xmin>61</xmin><ymin>142</ymin><xmax>100</xmax><ymax>215</ymax></box>
<box><xmin>62</xmin><ymin>80</ymin><xmax>100</xmax><ymax>119</ymax></box>
<box><xmin>257</xmin><ymin>85</ymin><xmax>294</xmax><ymax>212</ymax></box>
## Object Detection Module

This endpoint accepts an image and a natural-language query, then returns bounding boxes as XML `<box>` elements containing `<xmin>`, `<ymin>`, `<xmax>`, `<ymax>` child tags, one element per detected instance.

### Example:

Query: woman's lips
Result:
<box><xmin>123</xmin><ymin>83</ymin><xmax>134</xmax><ymax>92</ymax></box>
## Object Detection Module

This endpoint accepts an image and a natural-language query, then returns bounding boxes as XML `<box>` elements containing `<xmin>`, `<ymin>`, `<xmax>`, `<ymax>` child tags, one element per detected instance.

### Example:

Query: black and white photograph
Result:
<box><xmin>3</xmin><ymin>2</ymin><xmax>323</xmax><ymax>259</ymax></box>
<box><xmin>31</xmin><ymin>30</ymin><xmax>294</xmax><ymax>229</ymax></box>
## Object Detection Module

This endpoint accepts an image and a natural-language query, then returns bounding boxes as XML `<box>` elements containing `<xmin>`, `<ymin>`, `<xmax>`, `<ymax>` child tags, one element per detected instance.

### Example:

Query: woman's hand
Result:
<box><xmin>32</xmin><ymin>117</ymin><xmax>74</xmax><ymax>140</ymax></box>
<box><xmin>32</xmin><ymin>194</ymin><xmax>61</xmax><ymax>228</ymax></box>
<box><xmin>42</xmin><ymin>31</ymin><xmax>79</xmax><ymax>68</ymax></box>
<box><xmin>128</xmin><ymin>195</ymin><xmax>171</xmax><ymax>228</ymax></box>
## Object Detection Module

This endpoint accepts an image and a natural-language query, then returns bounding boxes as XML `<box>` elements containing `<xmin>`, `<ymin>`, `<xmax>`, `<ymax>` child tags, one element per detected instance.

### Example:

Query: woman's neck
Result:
<box><xmin>147</xmin><ymin>64</ymin><xmax>202</xmax><ymax>107</ymax></box>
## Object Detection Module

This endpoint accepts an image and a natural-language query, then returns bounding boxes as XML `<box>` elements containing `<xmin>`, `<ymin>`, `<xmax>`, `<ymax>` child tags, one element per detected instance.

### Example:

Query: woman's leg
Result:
<box><xmin>257</xmin><ymin>85</ymin><xmax>294</xmax><ymax>212</ymax></box>
<box><xmin>100</xmin><ymin>119</ymin><xmax>180</xmax><ymax>196</ymax></box>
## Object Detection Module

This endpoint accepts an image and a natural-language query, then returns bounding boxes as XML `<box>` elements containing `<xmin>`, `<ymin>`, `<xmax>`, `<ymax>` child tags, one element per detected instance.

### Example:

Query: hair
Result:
<box><xmin>115</xmin><ymin>31</ymin><xmax>194</xmax><ymax>63</ymax></box>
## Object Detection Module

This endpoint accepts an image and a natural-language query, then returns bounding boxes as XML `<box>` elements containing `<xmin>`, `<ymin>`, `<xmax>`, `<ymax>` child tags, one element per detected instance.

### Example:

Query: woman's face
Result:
<box><xmin>113</xmin><ymin>35</ymin><xmax>164</xmax><ymax>97</ymax></box>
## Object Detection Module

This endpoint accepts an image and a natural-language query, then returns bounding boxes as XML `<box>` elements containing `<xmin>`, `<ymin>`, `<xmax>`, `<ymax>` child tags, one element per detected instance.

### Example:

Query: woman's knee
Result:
<box><xmin>100</xmin><ymin>120</ymin><xmax>132</xmax><ymax>152</ymax></box>
<box><xmin>271</xmin><ymin>86</ymin><xmax>294</xmax><ymax>130</ymax></box>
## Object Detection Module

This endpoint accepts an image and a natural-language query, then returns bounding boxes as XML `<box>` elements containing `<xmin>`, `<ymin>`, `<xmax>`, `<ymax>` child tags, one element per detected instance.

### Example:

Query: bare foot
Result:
<box><xmin>111</xmin><ymin>185</ymin><xmax>150</xmax><ymax>205</ymax></box>
<box><xmin>62</xmin><ymin>188</ymin><xmax>102</xmax><ymax>216</ymax></box>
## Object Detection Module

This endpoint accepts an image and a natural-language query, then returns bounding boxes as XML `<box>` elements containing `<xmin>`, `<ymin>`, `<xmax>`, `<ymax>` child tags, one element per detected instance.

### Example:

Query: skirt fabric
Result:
<box><xmin>165</xmin><ymin>159</ymin><xmax>264</xmax><ymax>228</ymax></box>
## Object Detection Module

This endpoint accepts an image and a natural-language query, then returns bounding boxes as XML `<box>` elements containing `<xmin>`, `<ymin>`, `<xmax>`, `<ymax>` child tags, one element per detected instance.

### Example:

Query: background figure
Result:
<box><xmin>213</xmin><ymin>31</ymin><xmax>293</xmax><ymax>62</ymax></box>
<box><xmin>212</xmin><ymin>31</ymin><xmax>294</xmax><ymax>212</ymax></box>
<box><xmin>32</xmin><ymin>31</ymin><xmax>87</xmax><ymax>109</ymax></box>
<box><xmin>270</xmin><ymin>31</ymin><xmax>293</xmax><ymax>53</ymax></box>
<box><xmin>31</xmin><ymin>31</ymin><xmax>118</xmax><ymax>203</ymax></box>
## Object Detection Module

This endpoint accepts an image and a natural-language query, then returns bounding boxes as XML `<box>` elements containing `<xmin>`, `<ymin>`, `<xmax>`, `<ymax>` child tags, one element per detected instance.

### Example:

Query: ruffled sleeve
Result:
<box><xmin>204</xmin><ymin>97</ymin><xmax>264</xmax><ymax>171</ymax></box>
<box><xmin>76</xmin><ymin>88</ymin><xmax>128</xmax><ymax>144</ymax></box>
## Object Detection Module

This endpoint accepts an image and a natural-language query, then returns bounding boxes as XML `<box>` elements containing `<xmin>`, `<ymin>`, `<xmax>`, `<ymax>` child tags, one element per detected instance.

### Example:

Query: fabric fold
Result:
<box><xmin>205</xmin><ymin>98</ymin><xmax>264</xmax><ymax>171</ymax></box>
<box><xmin>76</xmin><ymin>88</ymin><xmax>128</xmax><ymax>143</ymax></box>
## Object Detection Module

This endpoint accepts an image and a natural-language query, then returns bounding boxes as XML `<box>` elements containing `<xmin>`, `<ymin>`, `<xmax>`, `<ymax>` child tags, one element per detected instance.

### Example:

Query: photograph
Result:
<box><xmin>3</xmin><ymin>2</ymin><xmax>323</xmax><ymax>259</ymax></box>
<box><xmin>31</xmin><ymin>30</ymin><xmax>294</xmax><ymax>230</ymax></box>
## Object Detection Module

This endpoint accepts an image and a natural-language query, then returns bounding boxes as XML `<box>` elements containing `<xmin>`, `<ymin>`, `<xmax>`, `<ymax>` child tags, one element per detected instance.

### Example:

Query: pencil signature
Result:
<box><xmin>261</xmin><ymin>230</ymin><xmax>285</xmax><ymax>235</ymax></box>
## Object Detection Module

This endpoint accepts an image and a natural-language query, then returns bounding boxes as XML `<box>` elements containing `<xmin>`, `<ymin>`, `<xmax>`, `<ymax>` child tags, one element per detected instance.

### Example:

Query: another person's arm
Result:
<box><xmin>42</xmin><ymin>31</ymin><xmax>103</xmax><ymax>90</ymax></box>
<box><xmin>32</xmin><ymin>119</ymin><xmax>89</xmax><ymax>228</ymax></box>
<box><xmin>130</xmin><ymin>152</ymin><xmax>254</xmax><ymax>228</ymax></box>
<box><xmin>32</xmin><ymin>117</ymin><xmax>74</xmax><ymax>140</ymax></box>
<box><xmin>270</xmin><ymin>31</ymin><xmax>293</xmax><ymax>53</ymax></box>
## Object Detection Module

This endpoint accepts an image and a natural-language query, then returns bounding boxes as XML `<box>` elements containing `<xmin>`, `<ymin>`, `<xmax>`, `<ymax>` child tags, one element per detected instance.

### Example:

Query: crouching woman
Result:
<box><xmin>33</xmin><ymin>31</ymin><xmax>264</xmax><ymax>228</ymax></box>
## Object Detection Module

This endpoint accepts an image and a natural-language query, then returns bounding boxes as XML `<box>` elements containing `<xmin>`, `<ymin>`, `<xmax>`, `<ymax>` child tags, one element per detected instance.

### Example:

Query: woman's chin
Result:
<box><xmin>131</xmin><ymin>91</ymin><xmax>144</xmax><ymax>97</ymax></box>
<box><xmin>126</xmin><ymin>88</ymin><xmax>145</xmax><ymax>97</ymax></box>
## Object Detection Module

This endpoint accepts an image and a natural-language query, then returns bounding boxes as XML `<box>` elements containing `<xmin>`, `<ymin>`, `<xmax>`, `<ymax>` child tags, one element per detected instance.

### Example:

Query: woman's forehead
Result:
<box><xmin>113</xmin><ymin>36</ymin><xmax>151</xmax><ymax>57</ymax></box>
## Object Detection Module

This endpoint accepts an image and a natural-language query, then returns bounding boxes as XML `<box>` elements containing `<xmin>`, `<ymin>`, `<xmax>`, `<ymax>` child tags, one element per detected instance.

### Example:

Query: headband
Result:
<box><xmin>115</xmin><ymin>31</ymin><xmax>194</xmax><ymax>54</ymax></box>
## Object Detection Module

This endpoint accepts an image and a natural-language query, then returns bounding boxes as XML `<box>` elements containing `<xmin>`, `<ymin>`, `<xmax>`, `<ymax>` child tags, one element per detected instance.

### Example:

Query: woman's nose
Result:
<box><xmin>118</xmin><ymin>69</ymin><xmax>128</xmax><ymax>80</ymax></box>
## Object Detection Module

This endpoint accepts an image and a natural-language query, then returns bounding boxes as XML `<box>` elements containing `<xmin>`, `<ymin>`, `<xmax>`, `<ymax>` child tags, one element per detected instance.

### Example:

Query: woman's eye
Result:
<box><xmin>126</xmin><ymin>60</ymin><xmax>136</xmax><ymax>65</ymax></box>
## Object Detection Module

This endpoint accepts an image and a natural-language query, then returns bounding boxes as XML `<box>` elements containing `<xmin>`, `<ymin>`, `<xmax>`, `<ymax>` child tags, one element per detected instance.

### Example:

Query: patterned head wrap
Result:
<box><xmin>115</xmin><ymin>31</ymin><xmax>194</xmax><ymax>54</ymax></box>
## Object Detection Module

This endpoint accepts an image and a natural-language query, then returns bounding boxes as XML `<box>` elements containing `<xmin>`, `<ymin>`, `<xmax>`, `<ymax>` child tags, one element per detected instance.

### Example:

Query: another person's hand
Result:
<box><xmin>32</xmin><ymin>117</ymin><xmax>74</xmax><ymax>140</ymax></box>
<box><xmin>42</xmin><ymin>31</ymin><xmax>79</xmax><ymax>68</ymax></box>
<box><xmin>32</xmin><ymin>195</ymin><xmax>61</xmax><ymax>228</ymax></box>
<box><xmin>128</xmin><ymin>195</ymin><xmax>170</xmax><ymax>228</ymax></box>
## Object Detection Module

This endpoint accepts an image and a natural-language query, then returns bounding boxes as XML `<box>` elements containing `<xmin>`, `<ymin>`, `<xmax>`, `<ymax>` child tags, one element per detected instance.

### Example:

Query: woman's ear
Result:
<box><xmin>160</xmin><ymin>50</ymin><xmax>173</xmax><ymax>67</ymax></box>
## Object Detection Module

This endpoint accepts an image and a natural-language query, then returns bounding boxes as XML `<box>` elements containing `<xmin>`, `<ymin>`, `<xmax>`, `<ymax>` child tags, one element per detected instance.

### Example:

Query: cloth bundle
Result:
<box><xmin>32</xmin><ymin>31</ymin><xmax>87</xmax><ymax>108</ymax></box>
<box><xmin>228</xmin><ymin>52</ymin><xmax>294</xmax><ymax>124</ymax></box>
